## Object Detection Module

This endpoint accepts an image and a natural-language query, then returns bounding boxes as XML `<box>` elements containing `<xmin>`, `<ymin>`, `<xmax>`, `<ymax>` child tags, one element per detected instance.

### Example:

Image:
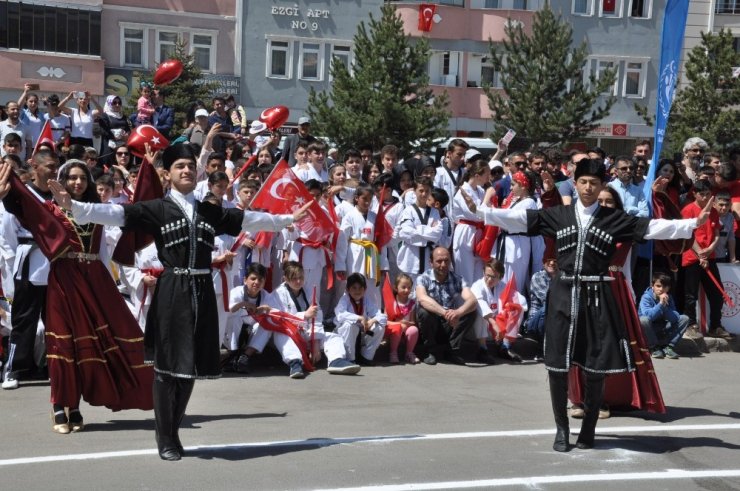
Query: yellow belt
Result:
<box><xmin>350</xmin><ymin>239</ymin><xmax>380</xmax><ymax>283</ymax></box>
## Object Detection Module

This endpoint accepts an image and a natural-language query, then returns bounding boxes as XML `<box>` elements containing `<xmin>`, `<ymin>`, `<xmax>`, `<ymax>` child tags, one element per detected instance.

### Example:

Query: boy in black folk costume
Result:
<box><xmin>46</xmin><ymin>143</ymin><xmax>309</xmax><ymax>461</ymax></box>
<box><xmin>475</xmin><ymin>159</ymin><xmax>713</xmax><ymax>452</ymax></box>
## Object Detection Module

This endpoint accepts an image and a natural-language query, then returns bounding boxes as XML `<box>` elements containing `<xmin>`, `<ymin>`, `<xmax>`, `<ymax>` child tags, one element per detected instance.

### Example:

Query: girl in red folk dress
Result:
<box><xmin>568</xmin><ymin>186</ymin><xmax>665</xmax><ymax>418</ymax></box>
<box><xmin>0</xmin><ymin>160</ymin><xmax>153</xmax><ymax>434</ymax></box>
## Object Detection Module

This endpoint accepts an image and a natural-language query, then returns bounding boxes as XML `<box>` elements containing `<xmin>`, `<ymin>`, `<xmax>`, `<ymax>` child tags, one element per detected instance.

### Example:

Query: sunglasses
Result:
<box><xmin>112</xmin><ymin>101</ymin><xmax>121</xmax><ymax>106</ymax></box>
<box><xmin>116</xmin><ymin>152</ymin><xmax>130</xmax><ymax>156</ymax></box>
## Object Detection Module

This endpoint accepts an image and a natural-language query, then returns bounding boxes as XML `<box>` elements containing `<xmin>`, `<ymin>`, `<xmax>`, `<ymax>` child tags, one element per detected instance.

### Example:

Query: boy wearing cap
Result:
<box><xmin>44</xmin><ymin>143</ymin><xmax>309</xmax><ymax>462</ymax></box>
<box><xmin>475</xmin><ymin>159</ymin><xmax>713</xmax><ymax>453</ymax></box>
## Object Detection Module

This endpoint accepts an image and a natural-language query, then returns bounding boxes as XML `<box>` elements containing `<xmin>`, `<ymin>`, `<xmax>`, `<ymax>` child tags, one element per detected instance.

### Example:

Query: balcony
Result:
<box><xmin>716</xmin><ymin>1</ymin><xmax>740</xmax><ymax>14</ymax></box>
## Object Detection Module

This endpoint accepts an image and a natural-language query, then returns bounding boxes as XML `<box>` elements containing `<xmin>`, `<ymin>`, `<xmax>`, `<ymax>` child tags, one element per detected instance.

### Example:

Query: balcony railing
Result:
<box><xmin>716</xmin><ymin>1</ymin><xmax>740</xmax><ymax>14</ymax></box>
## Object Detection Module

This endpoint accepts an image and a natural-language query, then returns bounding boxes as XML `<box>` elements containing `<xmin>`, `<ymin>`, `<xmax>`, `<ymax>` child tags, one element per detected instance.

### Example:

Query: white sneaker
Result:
<box><xmin>2</xmin><ymin>375</ymin><xmax>18</xmax><ymax>390</ymax></box>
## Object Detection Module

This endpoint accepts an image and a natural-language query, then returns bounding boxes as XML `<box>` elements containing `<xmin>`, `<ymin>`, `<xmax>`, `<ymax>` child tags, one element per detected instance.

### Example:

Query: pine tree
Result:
<box><xmin>123</xmin><ymin>40</ymin><xmax>218</xmax><ymax>133</ymax></box>
<box><xmin>663</xmin><ymin>29</ymin><xmax>740</xmax><ymax>156</ymax></box>
<box><xmin>485</xmin><ymin>6</ymin><xmax>616</xmax><ymax>148</ymax></box>
<box><xmin>307</xmin><ymin>4</ymin><xmax>450</xmax><ymax>156</ymax></box>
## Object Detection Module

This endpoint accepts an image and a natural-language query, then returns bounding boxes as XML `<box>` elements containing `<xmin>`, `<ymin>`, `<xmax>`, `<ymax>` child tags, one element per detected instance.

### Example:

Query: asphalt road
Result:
<box><xmin>2</xmin><ymin>352</ymin><xmax>740</xmax><ymax>490</ymax></box>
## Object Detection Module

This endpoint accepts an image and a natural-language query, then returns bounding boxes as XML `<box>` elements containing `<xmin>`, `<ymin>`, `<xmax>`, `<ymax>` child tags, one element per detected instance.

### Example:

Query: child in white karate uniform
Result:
<box><xmin>397</xmin><ymin>176</ymin><xmax>443</xmax><ymax>283</ymax></box>
<box><xmin>335</xmin><ymin>273</ymin><xmax>387</xmax><ymax>365</ymax></box>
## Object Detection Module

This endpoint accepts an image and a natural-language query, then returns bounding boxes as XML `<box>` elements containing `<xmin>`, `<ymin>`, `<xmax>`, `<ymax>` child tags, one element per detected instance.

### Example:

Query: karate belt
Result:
<box><xmin>64</xmin><ymin>252</ymin><xmax>100</xmax><ymax>262</ymax></box>
<box><xmin>297</xmin><ymin>238</ymin><xmax>334</xmax><ymax>289</ymax></box>
<box><xmin>171</xmin><ymin>267</ymin><xmax>211</xmax><ymax>275</ymax></box>
<box><xmin>457</xmin><ymin>219</ymin><xmax>484</xmax><ymax>230</ymax></box>
<box><xmin>560</xmin><ymin>274</ymin><xmax>615</xmax><ymax>282</ymax></box>
<box><xmin>350</xmin><ymin>239</ymin><xmax>381</xmax><ymax>285</ymax></box>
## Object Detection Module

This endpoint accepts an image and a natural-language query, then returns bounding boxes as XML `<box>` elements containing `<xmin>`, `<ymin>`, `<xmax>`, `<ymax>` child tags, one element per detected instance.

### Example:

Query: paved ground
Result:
<box><xmin>2</xmin><ymin>351</ymin><xmax>740</xmax><ymax>491</ymax></box>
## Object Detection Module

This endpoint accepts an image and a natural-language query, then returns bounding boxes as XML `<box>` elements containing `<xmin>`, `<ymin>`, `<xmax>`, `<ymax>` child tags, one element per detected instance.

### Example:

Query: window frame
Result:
<box><xmin>266</xmin><ymin>38</ymin><xmax>293</xmax><ymax>80</ymax></box>
<box><xmin>330</xmin><ymin>44</ymin><xmax>352</xmax><ymax>79</ymax></box>
<box><xmin>191</xmin><ymin>32</ymin><xmax>216</xmax><ymax>73</ymax></box>
<box><xmin>627</xmin><ymin>0</ymin><xmax>652</xmax><ymax>19</ymax></box>
<box><xmin>120</xmin><ymin>24</ymin><xmax>148</xmax><ymax>68</ymax></box>
<box><xmin>598</xmin><ymin>0</ymin><xmax>623</xmax><ymax>18</ymax></box>
<box><xmin>155</xmin><ymin>29</ymin><xmax>180</xmax><ymax>64</ymax></box>
<box><xmin>572</xmin><ymin>0</ymin><xmax>595</xmax><ymax>15</ymax></box>
<box><xmin>622</xmin><ymin>60</ymin><xmax>647</xmax><ymax>98</ymax></box>
<box><xmin>299</xmin><ymin>41</ymin><xmax>324</xmax><ymax>81</ymax></box>
<box><xmin>594</xmin><ymin>58</ymin><xmax>619</xmax><ymax>96</ymax></box>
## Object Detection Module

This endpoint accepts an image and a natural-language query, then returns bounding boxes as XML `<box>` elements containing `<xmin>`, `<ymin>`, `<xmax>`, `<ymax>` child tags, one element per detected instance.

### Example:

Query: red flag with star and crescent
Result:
<box><xmin>33</xmin><ymin>120</ymin><xmax>55</xmax><ymax>155</ymax></box>
<box><xmin>250</xmin><ymin>160</ymin><xmax>338</xmax><ymax>244</ymax></box>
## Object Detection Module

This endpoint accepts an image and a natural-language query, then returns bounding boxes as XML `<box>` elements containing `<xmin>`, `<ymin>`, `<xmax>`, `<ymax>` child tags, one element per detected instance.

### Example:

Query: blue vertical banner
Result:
<box><xmin>645</xmin><ymin>0</ymin><xmax>691</xmax><ymax>209</ymax></box>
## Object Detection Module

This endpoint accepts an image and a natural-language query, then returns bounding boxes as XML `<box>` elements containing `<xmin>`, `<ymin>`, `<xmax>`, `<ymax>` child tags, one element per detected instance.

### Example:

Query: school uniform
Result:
<box><xmin>452</xmin><ymin>182</ymin><xmax>486</xmax><ymax>286</ymax></box>
<box><xmin>397</xmin><ymin>204</ymin><xmax>443</xmax><ymax>283</ymax></box>
<box><xmin>334</xmin><ymin>293</ymin><xmax>387</xmax><ymax>362</ymax></box>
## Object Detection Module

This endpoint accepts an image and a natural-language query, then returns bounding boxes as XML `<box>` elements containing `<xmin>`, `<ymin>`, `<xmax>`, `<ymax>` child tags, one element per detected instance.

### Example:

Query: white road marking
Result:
<box><xmin>2</xmin><ymin>422</ymin><xmax>740</xmax><ymax>467</ymax></box>
<box><xmin>316</xmin><ymin>469</ymin><xmax>740</xmax><ymax>490</ymax></box>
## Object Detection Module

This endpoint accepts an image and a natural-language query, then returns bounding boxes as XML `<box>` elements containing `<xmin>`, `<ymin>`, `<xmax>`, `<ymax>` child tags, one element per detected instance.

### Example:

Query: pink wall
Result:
<box><xmin>394</xmin><ymin>5</ymin><xmax>534</xmax><ymax>41</ymax></box>
<box><xmin>104</xmin><ymin>0</ymin><xmax>234</xmax><ymax>16</ymax></box>
<box><xmin>1</xmin><ymin>52</ymin><xmax>105</xmax><ymax>95</ymax></box>
<box><xmin>432</xmin><ymin>86</ymin><xmax>497</xmax><ymax>120</ymax></box>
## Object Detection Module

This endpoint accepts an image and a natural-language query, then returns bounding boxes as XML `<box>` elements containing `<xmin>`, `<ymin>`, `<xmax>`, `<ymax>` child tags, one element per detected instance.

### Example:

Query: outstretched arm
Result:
<box><xmin>475</xmin><ymin>206</ymin><xmax>528</xmax><ymax>233</ymax></box>
<box><xmin>645</xmin><ymin>197</ymin><xmax>713</xmax><ymax>240</ymax></box>
<box><xmin>49</xmin><ymin>180</ymin><xmax>126</xmax><ymax>226</ymax></box>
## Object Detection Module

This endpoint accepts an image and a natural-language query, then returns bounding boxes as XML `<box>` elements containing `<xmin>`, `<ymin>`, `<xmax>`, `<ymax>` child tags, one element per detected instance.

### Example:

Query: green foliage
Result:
<box><xmin>307</xmin><ymin>4</ymin><xmax>450</xmax><ymax>156</ymax></box>
<box><xmin>485</xmin><ymin>6</ymin><xmax>616</xmax><ymax>148</ymax></box>
<box><xmin>662</xmin><ymin>29</ymin><xmax>740</xmax><ymax>156</ymax></box>
<box><xmin>123</xmin><ymin>40</ymin><xmax>219</xmax><ymax>133</ymax></box>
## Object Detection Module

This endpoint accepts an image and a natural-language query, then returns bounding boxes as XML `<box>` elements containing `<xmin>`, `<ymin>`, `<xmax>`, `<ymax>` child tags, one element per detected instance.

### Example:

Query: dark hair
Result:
<box><xmin>354</xmin><ymin>182</ymin><xmax>375</xmax><ymax>201</ymax></box>
<box><xmin>346</xmin><ymin>272</ymin><xmax>367</xmax><ymax>290</ymax></box>
<box><xmin>307</xmin><ymin>141</ymin><xmax>327</xmax><ymax>154</ymax></box>
<box><xmin>246</xmin><ymin>263</ymin><xmax>267</xmax><ymax>280</ymax></box>
<box><xmin>693</xmin><ymin>178</ymin><xmax>712</xmax><ymax>194</ymax></box>
<box><xmin>344</xmin><ymin>148</ymin><xmax>361</xmax><ymax>161</ymax></box>
<box><xmin>3</xmin><ymin>133</ymin><xmax>21</xmax><ymax>145</ymax></box>
<box><xmin>362</xmin><ymin>161</ymin><xmax>382</xmax><ymax>183</ymax></box>
<box><xmin>95</xmin><ymin>173</ymin><xmax>115</xmax><ymax>189</ymax></box>
<box><xmin>589</xmin><ymin>147</ymin><xmax>606</xmax><ymax>160</ymax></box>
<box><xmin>212</xmin><ymin>96</ymin><xmax>226</xmax><ymax>105</ymax></box>
<box><xmin>718</xmin><ymin>162</ymin><xmax>737</xmax><ymax>182</ymax></box>
<box><xmin>358</xmin><ymin>144</ymin><xmax>373</xmax><ymax>154</ymax></box>
<box><xmin>656</xmin><ymin>159</ymin><xmax>682</xmax><ymax>190</ymax></box>
<box><xmin>485</xmin><ymin>258</ymin><xmax>505</xmax><ymax>277</ymax></box>
<box><xmin>466</xmin><ymin>160</ymin><xmax>490</xmax><ymax>180</ymax></box>
<box><xmin>373</xmin><ymin>172</ymin><xmax>394</xmax><ymax>192</ymax></box>
<box><xmin>238</xmin><ymin>178</ymin><xmax>259</xmax><ymax>191</ymax></box>
<box><xmin>208</xmin><ymin>171</ymin><xmax>229</xmax><ymax>185</ymax></box>
<box><xmin>67</xmin><ymin>144</ymin><xmax>86</xmax><ymax>160</ymax></box>
<box><xmin>59</xmin><ymin>160</ymin><xmax>100</xmax><ymax>203</ymax></box>
<box><xmin>430</xmin><ymin>187</ymin><xmax>449</xmax><ymax>209</ymax></box>
<box><xmin>283</xmin><ymin>261</ymin><xmax>304</xmax><ymax>280</ymax></box>
<box><xmin>599</xmin><ymin>186</ymin><xmax>624</xmax><ymax>211</ymax></box>
<box><xmin>380</xmin><ymin>144</ymin><xmax>399</xmax><ymax>159</ymax></box>
<box><xmin>207</xmin><ymin>152</ymin><xmax>226</xmax><ymax>165</ymax></box>
<box><xmin>414</xmin><ymin>175</ymin><xmax>434</xmax><ymax>189</ymax></box>
<box><xmin>715</xmin><ymin>191</ymin><xmax>731</xmax><ymax>202</ymax></box>
<box><xmin>651</xmin><ymin>272</ymin><xmax>672</xmax><ymax>288</ymax></box>
<box><xmin>304</xmin><ymin>178</ymin><xmax>323</xmax><ymax>193</ymax></box>
<box><xmin>446</xmin><ymin>138</ymin><xmax>469</xmax><ymax>153</ymax></box>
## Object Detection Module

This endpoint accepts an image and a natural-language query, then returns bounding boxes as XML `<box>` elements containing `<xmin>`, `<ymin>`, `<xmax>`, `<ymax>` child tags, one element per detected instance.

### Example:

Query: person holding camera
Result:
<box><xmin>58</xmin><ymin>90</ymin><xmax>102</xmax><ymax>147</ymax></box>
<box><xmin>17</xmin><ymin>83</ymin><xmax>45</xmax><ymax>148</ymax></box>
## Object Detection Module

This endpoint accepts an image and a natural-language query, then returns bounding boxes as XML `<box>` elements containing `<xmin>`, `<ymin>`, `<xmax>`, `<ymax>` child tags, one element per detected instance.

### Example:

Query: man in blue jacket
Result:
<box><xmin>638</xmin><ymin>272</ymin><xmax>689</xmax><ymax>359</ymax></box>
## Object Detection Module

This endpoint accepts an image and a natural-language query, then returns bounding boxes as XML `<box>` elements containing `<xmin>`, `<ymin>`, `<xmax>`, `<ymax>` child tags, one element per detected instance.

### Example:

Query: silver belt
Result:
<box><xmin>64</xmin><ymin>252</ymin><xmax>100</xmax><ymax>262</ymax></box>
<box><xmin>560</xmin><ymin>274</ymin><xmax>614</xmax><ymax>282</ymax></box>
<box><xmin>171</xmin><ymin>267</ymin><xmax>211</xmax><ymax>276</ymax></box>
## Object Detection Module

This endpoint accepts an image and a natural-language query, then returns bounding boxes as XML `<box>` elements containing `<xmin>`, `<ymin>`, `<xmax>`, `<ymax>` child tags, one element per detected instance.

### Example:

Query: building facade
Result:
<box><xmin>239</xmin><ymin>0</ymin><xmax>384</xmax><ymax>128</ymax></box>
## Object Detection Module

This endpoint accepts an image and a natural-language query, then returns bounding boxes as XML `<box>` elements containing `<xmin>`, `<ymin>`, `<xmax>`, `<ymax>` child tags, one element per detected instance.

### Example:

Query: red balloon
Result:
<box><xmin>127</xmin><ymin>125</ymin><xmax>169</xmax><ymax>158</ymax></box>
<box><xmin>154</xmin><ymin>59</ymin><xmax>183</xmax><ymax>86</ymax></box>
<box><xmin>259</xmin><ymin>105</ymin><xmax>290</xmax><ymax>131</ymax></box>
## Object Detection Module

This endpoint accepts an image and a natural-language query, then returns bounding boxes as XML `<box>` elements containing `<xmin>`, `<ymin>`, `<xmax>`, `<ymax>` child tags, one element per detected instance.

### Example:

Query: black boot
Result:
<box><xmin>576</xmin><ymin>373</ymin><xmax>605</xmax><ymax>450</ymax></box>
<box><xmin>172</xmin><ymin>378</ymin><xmax>195</xmax><ymax>455</ymax></box>
<box><xmin>548</xmin><ymin>372</ymin><xmax>570</xmax><ymax>452</ymax></box>
<box><xmin>153</xmin><ymin>374</ymin><xmax>180</xmax><ymax>461</ymax></box>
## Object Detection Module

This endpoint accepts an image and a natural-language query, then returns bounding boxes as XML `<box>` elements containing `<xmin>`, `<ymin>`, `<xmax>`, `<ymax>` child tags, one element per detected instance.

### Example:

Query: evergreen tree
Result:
<box><xmin>663</xmin><ymin>29</ymin><xmax>740</xmax><ymax>156</ymax></box>
<box><xmin>485</xmin><ymin>6</ymin><xmax>616</xmax><ymax>148</ymax></box>
<box><xmin>123</xmin><ymin>40</ymin><xmax>218</xmax><ymax>133</ymax></box>
<box><xmin>307</xmin><ymin>4</ymin><xmax>450</xmax><ymax>156</ymax></box>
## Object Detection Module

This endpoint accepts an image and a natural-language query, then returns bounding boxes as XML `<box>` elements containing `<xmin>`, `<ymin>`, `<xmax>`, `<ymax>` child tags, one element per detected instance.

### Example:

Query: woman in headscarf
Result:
<box><xmin>99</xmin><ymin>95</ymin><xmax>132</xmax><ymax>166</ymax></box>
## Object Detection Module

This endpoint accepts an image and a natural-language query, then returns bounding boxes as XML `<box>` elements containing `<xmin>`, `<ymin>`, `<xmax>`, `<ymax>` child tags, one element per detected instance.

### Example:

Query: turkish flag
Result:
<box><xmin>418</xmin><ymin>4</ymin><xmax>436</xmax><ymax>32</ymax></box>
<box><xmin>112</xmin><ymin>157</ymin><xmax>165</xmax><ymax>265</ymax></box>
<box><xmin>382</xmin><ymin>274</ymin><xmax>399</xmax><ymax>321</ymax></box>
<box><xmin>33</xmin><ymin>120</ymin><xmax>55</xmax><ymax>155</ymax></box>
<box><xmin>126</xmin><ymin>125</ymin><xmax>169</xmax><ymax>159</ymax></box>
<box><xmin>251</xmin><ymin>160</ymin><xmax>338</xmax><ymax>244</ymax></box>
<box><xmin>494</xmin><ymin>274</ymin><xmax>525</xmax><ymax>343</ymax></box>
<box><xmin>373</xmin><ymin>186</ymin><xmax>395</xmax><ymax>250</ymax></box>
<box><xmin>252</xmin><ymin>310</ymin><xmax>314</xmax><ymax>371</ymax></box>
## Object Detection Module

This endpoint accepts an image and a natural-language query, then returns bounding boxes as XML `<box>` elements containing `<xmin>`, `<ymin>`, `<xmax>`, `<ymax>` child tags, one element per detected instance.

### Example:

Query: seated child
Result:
<box><xmin>470</xmin><ymin>259</ymin><xmax>527</xmax><ymax>363</ymax></box>
<box><xmin>335</xmin><ymin>273</ymin><xmax>387</xmax><ymax>365</ymax></box>
<box><xmin>383</xmin><ymin>273</ymin><xmax>420</xmax><ymax>364</ymax></box>
<box><xmin>252</xmin><ymin>261</ymin><xmax>360</xmax><ymax>376</ymax></box>
<box><xmin>638</xmin><ymin>272</ymin><xmax>689</xmax><ymax>360</ymax></box>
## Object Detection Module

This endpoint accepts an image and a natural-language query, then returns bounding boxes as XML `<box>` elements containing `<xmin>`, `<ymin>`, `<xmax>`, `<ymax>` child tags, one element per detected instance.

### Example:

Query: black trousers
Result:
<box><xmin>683</xmin><ymin>260</ymin><xmax>723</xmax><ymax>328</ymax></box>
<box><xmin>5</xmin><ymin>276</ymin><xmax>46</xmax><ymax>375</ymax></box>
<box><xmin>416</xmin><ymin>306</ymin><xmax>475</xmax><ymax>357</ymax></box>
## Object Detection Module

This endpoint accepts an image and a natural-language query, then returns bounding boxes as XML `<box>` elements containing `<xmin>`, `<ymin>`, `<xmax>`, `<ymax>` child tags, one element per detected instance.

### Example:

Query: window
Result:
<box><xmin>0</xmin><ymin>3</ymin><xmax>101</xmax><ymax>55</ymax></box>
<box><xmin>267</xmin><ymin>39</ymin><xmax>292</xmax><ymax>79</ymax></box>
<box><xmin>734</xmin><ymin>37</ymin><xmax>740</xmax><ymax>53</ymax></box>
<box><xmin>596</xmin><ymin>59</ymin><xmax>618</xmax><ymax>95</ymax></box>
<box><xmin>599</xmin><ymin>0</ymin><xmax>622</xmax><ymax>17</ymax></box>
<box><xmin>157</xmin><ymin>31</ymin><xmax>179</xmax><ymax>62</ymax></box>
<box><xmin>485</xmin><ymin>0</ymin><xmax>500</xmax><ymax>7</ymax></box>
<box><xmin>331</xmin><ymin>45</ymin><xmax>352</xmax><ymax>76</ymax></box>
<box><xmin>429</xmin><ymin>51</ymin><xmax>461</xmax><ymax>86</ymax></box>
<box><xmin>629</xmin><ymin>0</ymin><xmax>651</xmax><ymax>18</ymax></box>
<box><xmin>716</xmin><ymin>1</ymin><xmax>740</xmax><ymax>14</ymax></box>
<box><xmin>573</xmin><ymin>0</ymin><xmax>594</xmax><ymax>15</ymax></box>
<box><xmin>623</xmin><ymin>61</ymin><xmax>646</xmax><ymax>97</ymax></box>
<box><xmin>299</xmin><ymin>42</ymin><xmax>323</xmax><ymax>81</ymax></box>
<box><xmin>123</xmin><ymin>28</ymin><xmax>145</xmax><ymax>67</ymax></box>
<box><xmin>480</xmin><ymin>58</ymin><xmax>502</xmax><ymax>88</ymax></box>
<box><xmin>192</xmin><ymin>34</ymin><xmax>214</xmax><ymax>72</ymax></box>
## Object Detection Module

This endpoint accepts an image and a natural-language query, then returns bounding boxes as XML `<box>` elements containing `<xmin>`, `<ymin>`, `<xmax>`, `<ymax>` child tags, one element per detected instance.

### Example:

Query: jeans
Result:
<box><xmin>639</xmin><ymin>315</ymin><xmax>690</xmax><ymax>348</ymax></box>
<box><xmin>524</xmin><ymin>308</ymin><xmax>546</xmax><ymax>342</ymax></box>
